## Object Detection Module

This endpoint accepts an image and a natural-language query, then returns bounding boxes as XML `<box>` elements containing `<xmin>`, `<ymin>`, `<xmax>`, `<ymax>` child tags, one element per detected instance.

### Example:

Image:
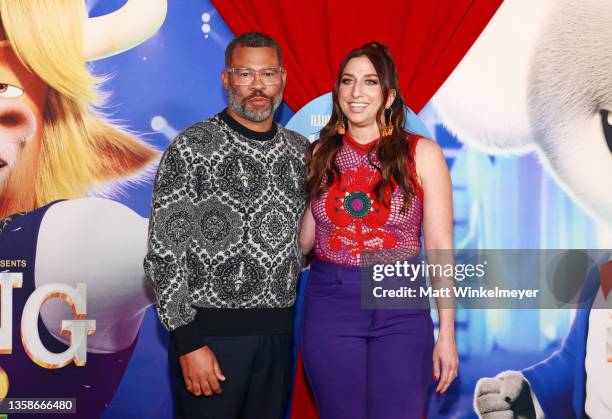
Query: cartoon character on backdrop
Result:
<box><xmin>0</xmin><ymin>0</ymin><xmax>166</xmax><ymax>416</ymax></box>
<box><xmin>433</xmin><ymin>0</ymin><xmax>612</xmax><ymax>227</ymax></box>
<box><xmin>432</xmin><ymin>0</ymin><xmax>612</xmax><ymax>416</ymax></box>
<box><xmin>471</xmin><ymin>261</ymin><xmax>612</xmax><ymax>419</ymax></box>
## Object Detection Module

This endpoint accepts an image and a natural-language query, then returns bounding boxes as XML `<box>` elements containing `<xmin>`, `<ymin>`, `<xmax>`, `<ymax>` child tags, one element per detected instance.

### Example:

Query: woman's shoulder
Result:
<box><xmin>406</xmin><ymin>134</ymin><xmax>437</xmax><ymax>151</ymax></box>
<box><xmin>409</xmin><ymin>135</ymin><xmax>444</xmax><ymax>161</ymax></box>
<box><xmin>407</xmin><ymin>135</ymin><xmax>446</xmax><ymax>181</ymax></box>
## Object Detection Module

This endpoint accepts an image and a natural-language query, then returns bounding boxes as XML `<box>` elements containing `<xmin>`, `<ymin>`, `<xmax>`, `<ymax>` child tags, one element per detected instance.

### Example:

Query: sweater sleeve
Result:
<box><xmin>144</xmin><ymin>135</ymin><xmax>203</xmax><ymax>356</ymax></box>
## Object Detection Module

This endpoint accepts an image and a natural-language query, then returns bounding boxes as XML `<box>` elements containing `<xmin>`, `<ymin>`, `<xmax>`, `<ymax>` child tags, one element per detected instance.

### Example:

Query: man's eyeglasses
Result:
<box><xmin>225</xmin><ymin>67</ymin><xmax>285</xmax><ymax>86</ymax></box>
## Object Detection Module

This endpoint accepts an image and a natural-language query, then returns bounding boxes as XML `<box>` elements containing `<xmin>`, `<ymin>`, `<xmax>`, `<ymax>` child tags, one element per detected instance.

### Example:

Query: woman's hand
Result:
<box><xmin>432</xmin><ymin>332</ymin><xmax>458</xmax><ymax>394</ymax></box>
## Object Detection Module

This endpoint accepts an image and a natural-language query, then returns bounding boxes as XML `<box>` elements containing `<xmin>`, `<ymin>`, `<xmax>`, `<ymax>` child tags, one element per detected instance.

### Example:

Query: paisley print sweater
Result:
<box><xmin>144</xmin><ymin>109</ymin><xmax>308</xmax><ymax>355</ymax></box>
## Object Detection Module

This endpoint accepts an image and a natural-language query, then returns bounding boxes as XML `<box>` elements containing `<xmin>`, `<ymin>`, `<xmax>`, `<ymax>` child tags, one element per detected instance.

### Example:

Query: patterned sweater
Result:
<box><xmin>144</xmin><ymin>109</ymin><xmax>308</xmax><ymax>355</ymax></box>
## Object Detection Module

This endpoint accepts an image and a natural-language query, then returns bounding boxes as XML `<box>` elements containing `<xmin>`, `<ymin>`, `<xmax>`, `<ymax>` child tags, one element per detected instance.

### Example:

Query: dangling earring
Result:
<box><xmin>382</xmin><ymin>108</ymin><xmax>393</xmax><ymax>137</ymax></box>
<box><xmin>336</xmin><ymin>115</ymin><xmax>346</xmax><ymax>135</ymax></box>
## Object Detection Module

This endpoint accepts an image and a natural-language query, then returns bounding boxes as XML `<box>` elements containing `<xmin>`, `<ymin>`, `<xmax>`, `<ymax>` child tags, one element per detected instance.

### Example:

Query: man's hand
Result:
<box><xmin>474</xmin><ymin>371</ymin><xmax>536</xmax><ymax>419</ymax></box>
<box><xmin>179</xmin><ymin>345</ymin><xmax>226</xmax><ymax>396</ymax></box>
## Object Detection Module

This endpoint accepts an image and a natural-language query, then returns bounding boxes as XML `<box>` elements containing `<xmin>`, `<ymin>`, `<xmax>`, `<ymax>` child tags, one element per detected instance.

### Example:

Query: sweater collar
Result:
<box><xmin>218</xmin><ymin>108</ymin><xmax>278</xmax><ymax>141</ymax></box>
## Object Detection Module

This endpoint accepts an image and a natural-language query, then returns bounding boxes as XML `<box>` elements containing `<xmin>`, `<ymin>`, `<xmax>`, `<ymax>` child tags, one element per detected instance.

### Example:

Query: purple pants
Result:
<box><xmin>301</xmin><ymin>258</ymin><xmax>434</xmax><ymax>419</ymax></box>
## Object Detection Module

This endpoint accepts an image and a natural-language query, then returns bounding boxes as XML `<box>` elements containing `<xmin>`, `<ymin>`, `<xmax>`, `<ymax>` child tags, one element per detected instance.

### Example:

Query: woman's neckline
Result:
<box><xmin>344</xmin><ymin>131</ymin><xmax>379</xmax><ymax>155</ymax></box>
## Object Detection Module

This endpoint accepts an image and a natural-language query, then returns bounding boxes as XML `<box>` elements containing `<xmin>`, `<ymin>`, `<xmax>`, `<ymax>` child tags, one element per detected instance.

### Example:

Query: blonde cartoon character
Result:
<box><xmin>0</xmin><ymin>0</ymin><xmax>166</xmax><ymax>416</ymax></box>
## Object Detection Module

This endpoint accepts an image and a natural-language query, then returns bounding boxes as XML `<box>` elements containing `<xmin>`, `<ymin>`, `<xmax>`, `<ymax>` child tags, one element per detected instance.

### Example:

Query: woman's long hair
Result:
<box><xmin>305</xmin><ymin>41</ymin><xmax>418</xmax><ymax>213</ymax></box>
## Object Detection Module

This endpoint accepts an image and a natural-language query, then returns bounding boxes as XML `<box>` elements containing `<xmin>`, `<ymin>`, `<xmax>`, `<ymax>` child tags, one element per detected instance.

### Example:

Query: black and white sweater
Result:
<box><xmin>144</xmin><ymin>109</ymin><xmax>308</xmax><ymax>355</ymax></box>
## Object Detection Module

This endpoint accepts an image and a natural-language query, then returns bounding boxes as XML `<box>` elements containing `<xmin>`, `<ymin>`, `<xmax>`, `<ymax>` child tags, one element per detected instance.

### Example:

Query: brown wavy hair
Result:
<box><xmin>306</xmin><ymin>41</ymin><xmax>418</xmax><ymax>213</ymax></box>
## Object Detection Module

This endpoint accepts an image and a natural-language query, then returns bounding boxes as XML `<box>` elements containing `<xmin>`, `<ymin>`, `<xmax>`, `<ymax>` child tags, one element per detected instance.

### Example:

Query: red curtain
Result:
<box><xmin>211</xmin><ymin>0</ymin><xmax>503</xmax><ymax>112</ymax></box>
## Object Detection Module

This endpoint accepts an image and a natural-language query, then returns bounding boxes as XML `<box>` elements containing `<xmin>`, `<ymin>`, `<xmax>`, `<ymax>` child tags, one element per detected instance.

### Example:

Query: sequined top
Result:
<box><xmin>312</xmin><ymin>133</ymin><xmax>423</xmax><ymax>266</ymax></box>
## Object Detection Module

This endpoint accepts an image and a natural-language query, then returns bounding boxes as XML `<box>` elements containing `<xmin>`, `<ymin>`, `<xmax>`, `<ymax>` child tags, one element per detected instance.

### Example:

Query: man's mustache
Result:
<box><xmin>245</xmin><ymin>91</ymin><xmax>272</xmax><ymax>102</ymax></box>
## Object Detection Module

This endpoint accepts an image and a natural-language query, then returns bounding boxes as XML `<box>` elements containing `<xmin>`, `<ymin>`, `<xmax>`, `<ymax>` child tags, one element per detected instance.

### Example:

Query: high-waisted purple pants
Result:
<box><xmin>301</xmin><ymin>258</ymin><xmax>434</xmax><ymax>419</ymax></box>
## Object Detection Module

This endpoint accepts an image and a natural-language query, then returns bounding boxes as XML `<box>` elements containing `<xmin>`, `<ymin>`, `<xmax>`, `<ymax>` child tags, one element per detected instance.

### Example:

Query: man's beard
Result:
<box><xmin>227</xmin><ymin>83</ymin><xmax>283</xmax><ymax>122</ymax></box>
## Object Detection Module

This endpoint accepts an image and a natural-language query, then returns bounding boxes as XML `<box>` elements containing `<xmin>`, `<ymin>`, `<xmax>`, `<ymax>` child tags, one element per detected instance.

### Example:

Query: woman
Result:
<box><xmin>300</xmin><ymin>42</ymin><xmax>458</xmax><ymax>418</ymax></box>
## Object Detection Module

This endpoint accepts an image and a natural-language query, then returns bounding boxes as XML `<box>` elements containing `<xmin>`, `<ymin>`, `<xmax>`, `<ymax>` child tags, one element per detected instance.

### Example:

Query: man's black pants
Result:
<box><xmin>168</xmin><ymin>334</ymin><xmax>293</xmax><ymax>419</ymax></box>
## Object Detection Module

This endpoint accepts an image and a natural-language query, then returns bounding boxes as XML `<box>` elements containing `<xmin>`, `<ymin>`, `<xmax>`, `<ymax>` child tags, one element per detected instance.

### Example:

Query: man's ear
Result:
<box><xmin>221</xmin><ymin>70</ymin><xmax>229</xmax><ymax>90</ymax></box>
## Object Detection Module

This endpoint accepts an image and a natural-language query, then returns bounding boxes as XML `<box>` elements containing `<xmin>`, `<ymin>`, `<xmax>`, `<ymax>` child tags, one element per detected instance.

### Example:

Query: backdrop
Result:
<box><xmin>0</xmin><ymin>1</ymin><xmax>610</xmax><ymax>418</ymax></box>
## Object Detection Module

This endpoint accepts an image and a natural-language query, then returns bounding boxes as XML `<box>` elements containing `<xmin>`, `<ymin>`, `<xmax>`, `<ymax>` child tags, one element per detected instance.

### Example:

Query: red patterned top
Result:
<box><xmin>312</xmin><ymin>132</ymin><xmax>423</xmax><ymax>266</ymax></box>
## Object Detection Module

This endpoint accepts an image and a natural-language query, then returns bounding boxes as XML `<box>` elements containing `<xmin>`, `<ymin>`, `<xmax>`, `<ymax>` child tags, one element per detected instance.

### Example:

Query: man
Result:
<box><xmin>144</xmin><ymin>32</ymin><xmax>308</xmax><ymax>419</ymax></box>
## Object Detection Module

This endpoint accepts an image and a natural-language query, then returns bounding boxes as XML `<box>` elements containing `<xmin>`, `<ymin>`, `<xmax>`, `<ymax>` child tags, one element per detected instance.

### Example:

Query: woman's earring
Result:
<box><xmin>336</xmin><ymin>116</ymin><xmax>346</xmax><ymax>135</ymax></box>
<box><xmin>383</xmin><ymin>108</ymin><xmax>393</xmax><ymax>137</ymax></box>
